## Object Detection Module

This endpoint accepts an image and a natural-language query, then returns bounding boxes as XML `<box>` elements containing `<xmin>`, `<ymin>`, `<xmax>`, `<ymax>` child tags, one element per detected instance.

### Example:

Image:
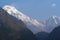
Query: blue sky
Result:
<box><xmin>0</xmin><ymin>0</ymin><xmax>60</xmax><ymax>20</ymax></box>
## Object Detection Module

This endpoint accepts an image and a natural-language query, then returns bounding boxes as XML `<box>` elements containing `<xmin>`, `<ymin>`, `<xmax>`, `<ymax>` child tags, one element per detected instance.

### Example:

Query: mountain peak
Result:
<box><xmin>3</xmin><ymin>5</ymin><xmax>44</xmax><ymax>34</ymax></box>
<box><xmin>3</xmin><ymin>5</ymin><xmax>22</xmax><ymax>15</ymax></box>
<box><xmin>50</xmin><ymin>16</ymin><xmax>60</xmax><ymax>24</ymax></box>
<box><xmin>3</xmin><ymin>5</ymin><xmax>14</xmax><ymax>9</ymax></box>
<box><xmin>51</xmin><ymin>16</ymin><xmax>60</xmax><ymax>19</ymax></box>
<box><xmin>52</xmin><ymin>15</ymin><xmax>58</xmax><ymax>18</ymax></box>
<box><xmin>3</xmin><ymin>5</ymin><xmax>17</xmax><ymax>11</ymax></box>
<box><xmin>3</xmin><ymin>5</ymin><xmax>16</xmax><ymax>15</ymax></box>
<box><xmin>52</xmin><ymin>16</ymin><xmax>58</xmax><ymax>19</ymax></box>
<box><xmin>3</xmin><ymin>5</ymin><xmax>29</xmax><ymax>21</ymax></box>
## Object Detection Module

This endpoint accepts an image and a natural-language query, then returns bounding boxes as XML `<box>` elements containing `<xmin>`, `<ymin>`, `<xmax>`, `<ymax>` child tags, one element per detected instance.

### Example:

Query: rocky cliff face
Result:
<box><xmin>0</xmin><ymin>8</ymin><xmax>36</xmax><ymax>40</ymax></box>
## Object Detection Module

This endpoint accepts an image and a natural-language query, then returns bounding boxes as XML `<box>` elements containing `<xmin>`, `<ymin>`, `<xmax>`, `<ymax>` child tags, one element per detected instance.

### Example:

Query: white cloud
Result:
<box><xmin>52</xmin><ymin>3</ymin><xmax>56</xmax><ymax>7</ymax></box>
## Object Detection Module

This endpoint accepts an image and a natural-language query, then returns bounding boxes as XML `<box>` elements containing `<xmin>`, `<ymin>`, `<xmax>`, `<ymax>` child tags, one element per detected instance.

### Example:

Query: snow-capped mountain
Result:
<box><xmin>3</xmin><ymin>5</ymin><xmax>60</xmax><ymax>34</ymax></box>
<box><xmin>45</xmin><ymin>16</ymin><xmax>60</xmax><ymax>32</ymax></box>
<box><xmin>3</xmin><ymin>5</ymin><xmax>45</xmax><ymax>34</ymax></box>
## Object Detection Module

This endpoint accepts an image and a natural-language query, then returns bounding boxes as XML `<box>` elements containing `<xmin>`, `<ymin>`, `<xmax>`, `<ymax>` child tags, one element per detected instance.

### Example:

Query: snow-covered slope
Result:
<box><xmin>3</xmin><ymin>5</ymin><xmax>44</xmax><ymax>34</ymax></box>
<box><xmin>3</xmin><ymin>5</ymin><xmax>60</xmax><ymax>34</ymax></box>
<box><xmin>45</xmin><ymin>16</ymin><xmax>60</xmax><ymax>32</ymax></box>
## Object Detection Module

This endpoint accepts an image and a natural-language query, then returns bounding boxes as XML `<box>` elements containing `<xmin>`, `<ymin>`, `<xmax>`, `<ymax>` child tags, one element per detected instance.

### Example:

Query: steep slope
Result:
<box><xmin>3</xmin><ymin>5</ymin><xmax>44</xmax><ymax>34</ymax></box>
<box><xmin>45</xmin><ymin>16</ymin><xmax>60</xmax><ymax>32</ymax></box>
<box><xmin>35</xmin><ymin>32</ymin><xmax>49</xmax><ymax>40</ymax></box>
<box><xmin>47</xmin><ymin>26</ymin><xmax>60</xmax><ymax>40</ymax></box>
<box><xmin>0</xmin><ymin>7</ymin><xmax>36</xmax><ymax>40</ymax></box>
<box><xmin>3</xmin><ymin>5</ymin><xmax>60</xmax><ymax>34</ymax></box>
